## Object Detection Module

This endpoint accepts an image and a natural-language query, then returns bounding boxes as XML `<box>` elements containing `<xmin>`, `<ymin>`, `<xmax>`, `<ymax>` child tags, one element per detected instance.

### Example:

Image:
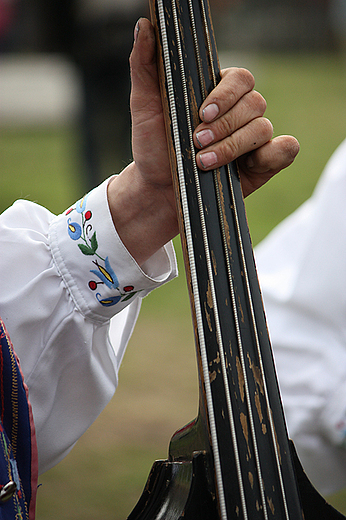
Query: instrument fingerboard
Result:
<box><xmin>150</xmin><ymin>0</ymin><xmax>304</xmax><ymax>518</ymax></box>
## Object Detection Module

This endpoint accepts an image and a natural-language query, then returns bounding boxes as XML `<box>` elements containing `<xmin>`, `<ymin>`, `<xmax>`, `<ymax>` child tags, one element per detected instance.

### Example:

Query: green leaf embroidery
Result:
<box><xmin>78</xmin><ymin>244</ymin><xmax>95</xmax><ymax>256</ymax></box>
<box><xmin>90</xmin><ymin>232</ymin><xmax>98</xmax><ymax>253</ymax></box>
<box><xmin>122</xmin><ymin>292</ymin><xmax>137</xmax><ymax>302</ymax></box>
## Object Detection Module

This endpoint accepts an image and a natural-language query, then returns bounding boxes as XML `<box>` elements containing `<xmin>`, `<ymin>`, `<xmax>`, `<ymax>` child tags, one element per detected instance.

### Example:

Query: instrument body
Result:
<box><xmin>127</xmin><ymin>1</ymin><xmax>346</xmax><ymax>519</ymax></box>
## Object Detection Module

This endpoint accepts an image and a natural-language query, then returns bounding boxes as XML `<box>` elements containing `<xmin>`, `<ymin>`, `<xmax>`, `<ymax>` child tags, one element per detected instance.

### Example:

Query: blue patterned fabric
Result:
<box><xmin>0</xmin><ymin>319</ymin><xmax>37</xmax><ymax>519</ymax></box>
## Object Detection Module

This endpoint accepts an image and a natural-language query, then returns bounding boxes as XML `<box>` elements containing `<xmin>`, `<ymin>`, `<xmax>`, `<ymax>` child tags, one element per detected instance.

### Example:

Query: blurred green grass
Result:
<box><xmin>0</xmin><ymin>127</ymin><xmax>82</xmax><ymax>215</ymax></box>
<box><xmin>1</xmin><ymin>51</ymin><xmax>346</xmax><ymax>518</ymax></box>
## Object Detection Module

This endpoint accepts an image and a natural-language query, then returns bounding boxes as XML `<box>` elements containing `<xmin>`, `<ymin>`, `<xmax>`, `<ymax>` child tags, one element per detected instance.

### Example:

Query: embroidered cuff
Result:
<box><xmin>49</xmin><ymin>178</ymin><xmax>177</xmax><ymax>322</ymax></box>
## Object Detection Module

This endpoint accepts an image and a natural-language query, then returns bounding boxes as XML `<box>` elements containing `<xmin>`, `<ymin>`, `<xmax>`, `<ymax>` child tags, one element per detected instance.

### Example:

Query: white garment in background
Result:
<box><xmin>256</xmin><ymin>138</ymin><xmax>346</xmax><ymax>495</ymax></box>
<box><xmin>0</xmin><ymin>177</ymin><xmax>177</xmax><ymax>475</ymax></box>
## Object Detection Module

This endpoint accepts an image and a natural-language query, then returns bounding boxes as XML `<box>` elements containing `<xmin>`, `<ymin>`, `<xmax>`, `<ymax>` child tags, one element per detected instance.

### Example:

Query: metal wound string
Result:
<box><xmin>198</xmin><ymin>1</ymin><xmax>291</xmax><ymax>509</ymax></box>
<box><xmin>226</xmin><ymin>164</ymin><xmax>291</xmax><ymax>520</ymax></box>
<box><xmin>170</xmin><ymin>2</ymin><xmax>235</xmax><ymax>518</ymax></box>
<box><xmin>186</xmin><ymin>0</ymin><xmax>268</xmax><ymax>514</ymax></box>
<box><xmin>185</xmin><ymin>0</ymin><xmax>259</xmax><ymax>517</ymax></box>
<box><xmin>196</xmin><ymin>1</ymin><xmax>290</xmax><ymax>516</ymax></box>
<box><xmin>212</xmin><ymin>169</ymin><xmax>269</xmax><ymax>520</ymax></box>
<box><xmin>155</xmin><ymin>2</ymin><xmax>228</xmax><ymax>520</ymax></box>
<box><xmin>192</xmin><ymin>2</ymin><xmax>270</xmax><ymax>515</ymax></box>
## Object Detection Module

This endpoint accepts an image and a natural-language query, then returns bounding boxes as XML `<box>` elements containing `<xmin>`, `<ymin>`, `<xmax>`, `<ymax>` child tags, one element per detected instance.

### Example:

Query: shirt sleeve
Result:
<box><xmin>0</xmin><ymin>177</ymin><xmax>178</xmax><ymax>474</ymax></box>
<box><xmin>255</xmin><ymin>138</ymin><xmax>346</xmax><ymax>495</ymax></box>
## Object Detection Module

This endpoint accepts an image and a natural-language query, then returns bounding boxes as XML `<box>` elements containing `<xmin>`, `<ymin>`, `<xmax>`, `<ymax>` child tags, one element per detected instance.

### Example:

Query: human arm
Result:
<box><xmin>0</xmin><ymin>180</ymin><xmax>177</xmax><ymax>474</ymax></box>
<box><xmin>0</xmin><ymin>17</ymin><xmax>299</xmax><ymax>474</ymax></box>
<box><xmin>107</xmin><ymin>18</ymin><xmax>300</xmax><ymax>266</ymax></box>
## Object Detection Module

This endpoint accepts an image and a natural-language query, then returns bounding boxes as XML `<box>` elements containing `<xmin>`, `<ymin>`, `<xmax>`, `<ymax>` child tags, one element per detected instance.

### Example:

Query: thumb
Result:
<box><xmin>129</xmin><ymin>18</ymin><xmax>162</xmax><ymax>119</ymax></box>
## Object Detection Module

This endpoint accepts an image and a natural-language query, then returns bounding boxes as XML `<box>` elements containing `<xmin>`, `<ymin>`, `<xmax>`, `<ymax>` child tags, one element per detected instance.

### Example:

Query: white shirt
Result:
<box><xmin>256</xmin><ymin>138</ymin><xmax>346</xmax><ymax>495</ymax></box>
<box><xmin>0</xmin><ymin>177</ymin><xmax>177</xmax><ymax>475</ymax></box>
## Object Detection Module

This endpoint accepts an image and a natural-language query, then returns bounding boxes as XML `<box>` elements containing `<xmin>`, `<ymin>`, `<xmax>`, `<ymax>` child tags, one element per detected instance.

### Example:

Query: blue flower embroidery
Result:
<box><xmin>90</xmin><ymin>257</ymin><xmax>119</xmax><ymax>289</ymax></box>
<box><xmin>96</xmin><ymin>293</ymin><xmax>122</xmax><ymax>307</ymax></box>
<box><xmin>75</xmin><ymin>194</ymin><xmax>89</xmax><ymax>214</ymax></box>
<box><xmin>66</xmin><ymin>198</ymin><xmax>140</xmax><ymax>307</ymax></box>
<box><xmin>67</xmin><ymin>219</ymin><xmax>82</xmax><ymax>240</ymax></box>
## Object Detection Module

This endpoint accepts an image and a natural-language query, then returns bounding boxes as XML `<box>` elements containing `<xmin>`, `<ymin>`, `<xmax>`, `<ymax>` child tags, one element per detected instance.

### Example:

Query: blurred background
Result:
<box><xmin>1</xmin><ymin>0</ymin><xmax>346</xmax><ymax>518</ymax></box>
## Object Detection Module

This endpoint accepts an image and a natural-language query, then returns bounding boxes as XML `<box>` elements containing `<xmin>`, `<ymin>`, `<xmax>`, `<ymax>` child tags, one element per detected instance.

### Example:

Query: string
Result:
<box><xmin>186</xmin><ymin>0</ymin><xmax>255</xmax><ymax>517</ymax></box>
<box><xmin>195</xmin><ymin>2</ymin><xmax>269</xmax><ymax>517</ymax></box>
<box><xmin>226</xmin><ymin>164</ymin><xmax>291</xmax><ymax>520</ymax></box>
<box><xmin>170</xmin><ymin>2</ymin><xmax>238</xmax><ymax>518</ymax></box>
<box><xmin>184</xmin><ymin>0</ymin><xmax>268</xmax><ymax>514</ymax></box>
<box><xmin>155</xmin><ymin>2</ymin><xmax>228</xmax><ymax>520</ymax></box>
<box><xmin>195</xmin><ymin>1</ymin><xmax>291</xmax><ymax>515</ymax></box>
<box><xmin>155</xmin><ymin>0</ymin><xmax>293</xmax><ymax>518</ymax></box>
<box><xmin>192</xmin><ymin>1</ymin><xmax>291</xmax><ymax>517</ymax></box>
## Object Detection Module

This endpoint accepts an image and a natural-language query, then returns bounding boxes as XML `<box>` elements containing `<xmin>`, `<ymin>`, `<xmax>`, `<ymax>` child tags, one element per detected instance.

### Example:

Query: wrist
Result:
<box><xmin>107</xmin><ymin>163</ymin><xmax>178</xmax><ymax>265</ymax></box>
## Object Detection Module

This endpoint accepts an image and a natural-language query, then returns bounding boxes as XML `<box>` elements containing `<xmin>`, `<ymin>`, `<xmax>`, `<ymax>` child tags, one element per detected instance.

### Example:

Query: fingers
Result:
<box><xmin>194</xmin><ymin>68</ymin><xmax>270</xmax><ymax>171</ymax></box>
<box><xmin>192</xmin><ymin>66</ymin><xmax>299</xmax><ymax>195</ymax></box>
<box><xmin>243</xmin><ymin>135</ymin><xmax>300</xmax><ymax>174</ymax></box>
<box><xmin>196</xmin><ymin>116</ymin><xmax>274</xmax><ymax>171</ymax></box>
<box><xmin>129</xmin><ymin>26</ymin><xmax>299</xmax><ymax>202</ymax></box>
<box><xmin>199</xmin><ymin>68</ymin><xmax>256</xmax><ymax>122</ymax></box>
<box><xmin>129</xmin><ymin>18</ymin><xmax>156</xmax><ymax>89</ymax></box>
<box><xmin>238</xmin><ymin>135</ymin><xmax>300</xmax><ymax>197</ymax></box>
<box><xmin>196</xmin><ymin>90</ymin><xmax>267</xmax><ymax>148</ymax></box>
<box><xmin>129</xmin><ymin>18</ymin><xmax>162</xmax><ymax>123</ymax></box>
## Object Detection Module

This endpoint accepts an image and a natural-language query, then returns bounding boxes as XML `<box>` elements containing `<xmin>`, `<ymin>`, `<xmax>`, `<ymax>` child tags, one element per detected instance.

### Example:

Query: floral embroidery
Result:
<box><xmin>90</xmin><ymin>257</ymin><xmax>119</xmax><ymax>288</ymax></box>
<box><xmin>67</xmin><ymin>219</ymin><xmax>82</xmax><ymax>240</ymax></box>
<box><xmin>66</xmin><ymin>195</ymin><xmax>139</xmax><ymax>307</ymax></box>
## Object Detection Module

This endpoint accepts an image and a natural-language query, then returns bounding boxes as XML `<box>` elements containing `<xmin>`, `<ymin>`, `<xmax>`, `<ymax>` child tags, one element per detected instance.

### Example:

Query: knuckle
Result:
<box><xmin>221</xmin><ymin>138</ymin><xmax>239</xmax><ymax>163</ymax></box>
<box><xmin>257</xmin><ymin>117</ymin><xmax>273</xmax><ymax>140</ymax></box>
<box><xmin>235</xmin><ymin>67</ymin><xmax>255</xmax><ymax>91</ymax></box>
<box><xmin>249</xmin><ymin>90</ymin><xmax>267</xmax><ymax>115</ymax></box>
<box><xmin>216</xmin><ymin>114</ymin><xmax>234</xmax><ymax>137</ymax></box>
<box><xmin>218</xmin><ymin>67</ymin><xmax>255</xmax><ymax>107</ymax></box>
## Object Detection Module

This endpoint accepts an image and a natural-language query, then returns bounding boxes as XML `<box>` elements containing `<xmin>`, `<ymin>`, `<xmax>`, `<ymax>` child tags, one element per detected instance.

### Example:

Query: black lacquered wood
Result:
<box><xmin>127</xmin><ymin>1</ymin><xmax>346</xmax><ymax>519</ymax></box>
<box><xmin>148</xmin><ymin>1</ymin><xmax>303</xmax><ymax>518</ymax></box>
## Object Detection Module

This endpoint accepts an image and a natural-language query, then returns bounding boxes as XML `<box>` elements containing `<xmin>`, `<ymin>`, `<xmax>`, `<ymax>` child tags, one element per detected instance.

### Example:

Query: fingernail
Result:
<box><xmin>199</xmin><ymin>151</ymin><xmax>217</xmax><ymax>170</ymax></box>
<box><xmin>134</xmin><ymin>19</ymin><xmax>140</xmax><ymax>43</ymax></box>
<box><xmin>202</xmin><ymin>103</ymin><xmax>219</xmax><ymax>123</ymax></box>
<box><xmin>196</xmin><ymin>129</ymin><xmax>214</xmax><ymax>148</ymax></box>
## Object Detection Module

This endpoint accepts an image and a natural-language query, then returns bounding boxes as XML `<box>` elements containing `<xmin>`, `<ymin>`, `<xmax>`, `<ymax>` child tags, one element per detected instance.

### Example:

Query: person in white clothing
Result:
<box><xmin>256</xmin><ymin>138</ymin><xmax>346</xmax><ymax>496</ymax></box>
<box><xmin>0</xmin><ymin>18</ymin><xmax>299</xmax><ymax>476</ymax></box>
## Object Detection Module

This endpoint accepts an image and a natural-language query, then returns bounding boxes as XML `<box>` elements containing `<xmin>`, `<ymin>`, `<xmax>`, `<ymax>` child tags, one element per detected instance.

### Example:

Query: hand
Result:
<box><xmin>107</xmin><ymin>18</ymin><xmax>299</xmax><ymax>265</ymax></box>
<box><xmin>194</xmin><ymin>68</ymin><xmax>299</xmax><ymax>197</ymax></box>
